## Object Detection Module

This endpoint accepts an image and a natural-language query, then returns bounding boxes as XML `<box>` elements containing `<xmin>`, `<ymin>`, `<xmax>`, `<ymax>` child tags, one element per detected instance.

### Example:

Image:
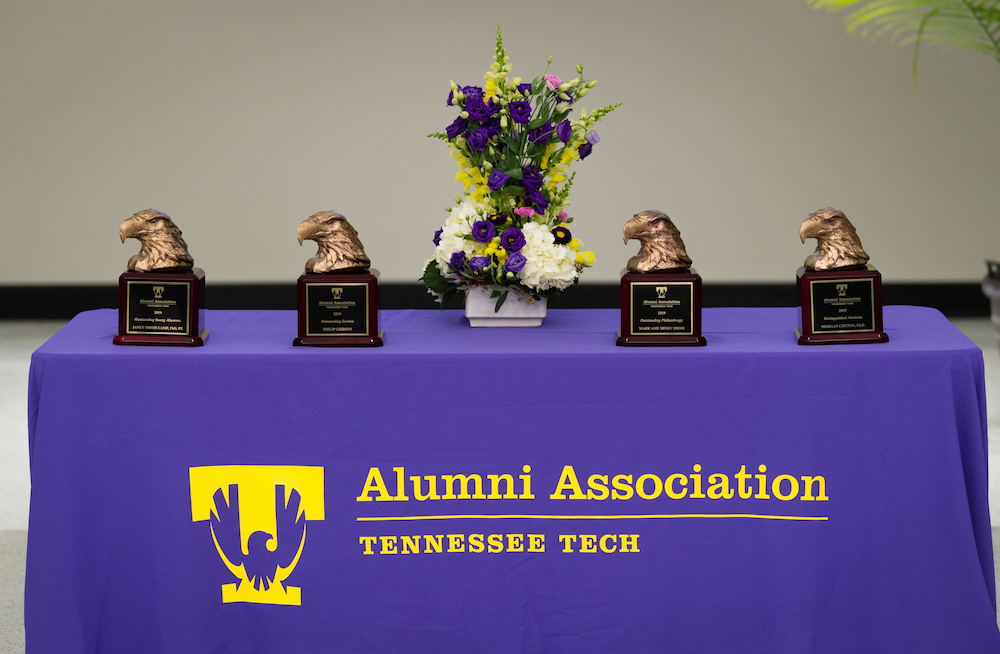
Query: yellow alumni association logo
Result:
<box><xmin>189</xmin><ymin>465</ymin><xmax>325</xmax><ymax>606</ymax></box>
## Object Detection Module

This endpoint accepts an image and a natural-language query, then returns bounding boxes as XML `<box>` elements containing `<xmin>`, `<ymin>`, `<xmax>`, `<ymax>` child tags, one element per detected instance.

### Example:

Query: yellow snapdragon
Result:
<box><xmin>539</xmin><ymin>142</ymin><xmax>558</xmax><ymax>170</ymax></box>
<box><xmin>575</xmin><ymin>251</ymin><xmax>595</xmax><ymax>266</ymax></box>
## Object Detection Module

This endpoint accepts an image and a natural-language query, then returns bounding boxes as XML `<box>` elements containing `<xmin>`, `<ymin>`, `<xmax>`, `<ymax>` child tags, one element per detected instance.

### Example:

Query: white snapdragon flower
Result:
<box><xmin>517</xmin><ymin>222</ymin><xmax>578</xmax><ymax>291</ymax></box>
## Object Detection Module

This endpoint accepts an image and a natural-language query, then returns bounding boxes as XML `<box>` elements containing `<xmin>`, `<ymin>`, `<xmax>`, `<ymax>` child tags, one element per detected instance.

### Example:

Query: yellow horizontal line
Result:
<box><xmin>357</xmin><ymin>514</ymin><xmax>827</xmax><ymax>522</ymax></box>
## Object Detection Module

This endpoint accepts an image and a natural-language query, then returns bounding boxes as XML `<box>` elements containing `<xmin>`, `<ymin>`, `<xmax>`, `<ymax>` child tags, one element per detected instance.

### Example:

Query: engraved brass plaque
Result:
<box><xmin>629</xmin><ymin>281</ymin><xmax>694</xmax><ymax>336</ymax></box>
<box><xmin>304</xmin><ymin>282</ymin><xmax>369</xmax><ymax>337</ymax></box>
<box><xmin>809</xmin><ymin>278</ymin><xmax>876</xmax><ymax>334</ymax></box>
<box><xmin>125</xmin><ymin>280</ymin><xmax>191</xmax><ymax>335</ymax></box>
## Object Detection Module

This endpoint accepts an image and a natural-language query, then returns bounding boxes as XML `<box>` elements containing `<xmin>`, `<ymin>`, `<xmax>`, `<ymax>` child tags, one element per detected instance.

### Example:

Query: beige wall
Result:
<box><xmin>2</xmin><ymin>0</ymin><xmax>998</xmax><ymax>285</ymax></box>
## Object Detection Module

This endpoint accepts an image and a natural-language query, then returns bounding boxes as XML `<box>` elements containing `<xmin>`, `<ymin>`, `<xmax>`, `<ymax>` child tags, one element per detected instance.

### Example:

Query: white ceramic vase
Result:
<box><xmin>465</xmin><ymin>286</ymin><xmax>547</xmax><ymax>327</ymax></box>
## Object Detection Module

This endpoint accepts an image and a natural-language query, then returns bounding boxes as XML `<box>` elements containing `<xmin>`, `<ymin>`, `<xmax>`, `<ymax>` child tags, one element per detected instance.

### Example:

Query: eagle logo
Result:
<box><xmin>190</xmin><ymin>466</ymin><xmax>325</xmax><ymax>605</ymax></box>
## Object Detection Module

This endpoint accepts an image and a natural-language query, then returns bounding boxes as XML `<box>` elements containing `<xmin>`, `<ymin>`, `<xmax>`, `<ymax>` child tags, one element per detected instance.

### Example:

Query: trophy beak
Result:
<box><xmin>622</xmin><ymin>217</ymin><xmax>642</xmax><ymax>244</ymax></box>
<box><xmin>297</xmin><ymin>219</ymin><xmax>318</xmax><ymax>245</ymax></box>
<box><xmin>119</xmin><ymin>217</ymin><xmax>137</xmax><ymax>243</ymax></box>
<box><xmin>799</xmin><ymin>219</ymin><xmax>815</xmax><ymax>244</ymax></box>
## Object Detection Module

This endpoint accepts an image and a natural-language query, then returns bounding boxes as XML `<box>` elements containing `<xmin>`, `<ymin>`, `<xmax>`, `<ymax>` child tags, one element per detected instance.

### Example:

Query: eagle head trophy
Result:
<box><xmin>799</xmin><ymin>207</ymin><xmax>869</xmax><ymax>271</ymax></box>
<box><xmin>297</xmin><ymin>211</ymin><xmax>371</xmax><ymax>274</ymax></box>
<box><xmin>623</xmin><ymin>210</ymin><xmax>693</xmax><ymax>273</ymax></box>
<box><xmin>119</xmin><ymin>209</ymin><xmax>194</xmax><ymax>272</ymax></box>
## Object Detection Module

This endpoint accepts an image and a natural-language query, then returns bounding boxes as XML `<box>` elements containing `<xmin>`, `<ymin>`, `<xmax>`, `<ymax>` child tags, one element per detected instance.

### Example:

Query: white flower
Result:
<box><xmin>517</xmin><ymin>222</ymin><xmax>578</xmax><ymax>291</ymax></box>
<box><xmin>434</xmin><ymin>198</ymin><xmax>483</xmax><ymax>278</ymax></box>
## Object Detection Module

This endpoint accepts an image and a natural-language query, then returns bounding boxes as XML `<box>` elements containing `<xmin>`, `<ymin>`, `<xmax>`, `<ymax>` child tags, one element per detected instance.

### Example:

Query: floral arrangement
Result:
<box><xmin>421</xmin><ymin>26</ymin><xmax>620</xmax><ymax>311</ymax></box>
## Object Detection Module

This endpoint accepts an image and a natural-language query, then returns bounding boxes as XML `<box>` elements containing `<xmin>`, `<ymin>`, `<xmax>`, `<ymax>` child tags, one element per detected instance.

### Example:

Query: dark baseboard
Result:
<box><xmin>0</xmin><ymin>282</ymin><xmax>989</xmax><ymax>319</ymax></box>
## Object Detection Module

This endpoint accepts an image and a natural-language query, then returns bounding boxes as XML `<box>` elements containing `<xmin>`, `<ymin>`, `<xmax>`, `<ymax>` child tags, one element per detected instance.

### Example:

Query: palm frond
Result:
<box><xmin>809</xmin><ymin>0</ymin><xmax>1000</xmax><ymax>80</ymax></box>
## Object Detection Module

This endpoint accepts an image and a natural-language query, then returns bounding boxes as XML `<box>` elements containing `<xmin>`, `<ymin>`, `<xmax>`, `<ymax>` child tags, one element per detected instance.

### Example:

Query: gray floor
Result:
<box><xmin>2</xmin><ymin>318</ymin><xmax>1000</xmax><ymax>651</ymax></box>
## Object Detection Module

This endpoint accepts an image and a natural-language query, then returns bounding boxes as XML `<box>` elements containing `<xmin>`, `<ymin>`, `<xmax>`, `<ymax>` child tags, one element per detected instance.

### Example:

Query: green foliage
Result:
<box><xmin>420</xmin><ymin>260</ymin><xmax>456</xmax><ymax>308</ymax></box>
<box><xmin>427</xmin><ymin>132</ymin><xmax>449</xmax><ymax>141</ymax></box>
<box><xmin>809</xmin><ymin>0</ymin><xmax>1000</xmax><ymax>82</ymax></box>
<box><xmin>589</xmin><ymin>102</ymin><xmax>624</xmax><ymax>123</ymax></box>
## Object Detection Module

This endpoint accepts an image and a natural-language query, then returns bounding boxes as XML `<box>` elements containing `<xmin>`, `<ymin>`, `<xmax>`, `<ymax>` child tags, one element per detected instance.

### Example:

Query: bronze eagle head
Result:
<box><xmin>623</xmin><ymin>210</ymin><xmax>692</xmax><ymax>273</ymax></box>
<box><xmin>297</xmin><ymin>211</ymin><xmax>371</xmax><ymax>274</ymax></box>
<box><xmin>119</xmin><ymin>209</ymin><xmax>194</xmax><ymax>272</ymax></box>
<box><xmin>799</xmin><ymin>207</ymin><xmax>869</xmax><ymax>271</ymax></box>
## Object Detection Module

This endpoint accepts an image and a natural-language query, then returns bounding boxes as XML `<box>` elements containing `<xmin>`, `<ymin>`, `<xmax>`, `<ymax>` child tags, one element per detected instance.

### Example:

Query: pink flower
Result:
<box><xmin>544</xmin><ymin>74</ymin><xmax>562</xmax><ymax>91</ymax></box>
<box><xmin>514</xmin><ymin>207</ymin><xmax>536</xmax><ymax>218</ymax></box>
<box><xmin>557</xmin><ymin>211</ymin><xmax>569</xmax><ymax>221</ymax></box>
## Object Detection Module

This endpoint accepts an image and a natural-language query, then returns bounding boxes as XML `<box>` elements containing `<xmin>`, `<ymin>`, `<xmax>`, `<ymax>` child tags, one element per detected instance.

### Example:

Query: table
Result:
<box><xmin>26</xmin><ymin>307</ymin><xmax>1000</xmax><ymax>653</ymax></box>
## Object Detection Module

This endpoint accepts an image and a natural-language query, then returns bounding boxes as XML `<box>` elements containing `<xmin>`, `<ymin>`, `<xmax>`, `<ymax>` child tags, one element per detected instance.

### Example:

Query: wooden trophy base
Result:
<box><xmin>616</xmin><ymin>268</ymin><xmax>707</xmax><ymax>347</ymax></box>
<box><xmin>294</xmin><ymin>269</ymin><xmax>384</xmax><ymax>347</ymax></box>
<box><xmin>796</xmin><ymin>265</ymin><xmax>888</xmax><ymax>345</ymax></box>
<box><xmin>114</xmin><ymin>268</ymin><xmax>207</xmax><ymax>346</ymax></box>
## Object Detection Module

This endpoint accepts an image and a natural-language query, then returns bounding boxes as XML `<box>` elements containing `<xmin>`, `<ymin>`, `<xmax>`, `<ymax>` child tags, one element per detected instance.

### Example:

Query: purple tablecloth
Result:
<box><xmin>26</xmin><ymin>307</ymin><xmax>1000</xmax><ymax>653</ymax></box>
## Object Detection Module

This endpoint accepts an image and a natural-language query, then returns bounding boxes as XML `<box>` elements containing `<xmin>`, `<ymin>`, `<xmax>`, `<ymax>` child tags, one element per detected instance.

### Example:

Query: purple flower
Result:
<box><xmin>578</xmin><ymin>142</ymin><xmax>593</xmax><ymax>159</ymax></box>
<box><xmin>468</xmin><ymin>128</ymin><xmax>488</xmax><ymax>151</ymax></box>
<box><xmin>485</xmin><ymin>97</ymin><xmax>501</xmax><ymax>116</ymax></box>
<box><xmin>556</xmin><ymin>119</ymin><xmax>572</xmax><ymax>143</ymax></box>
<box><xmin>551</xmin><ymin>225</ymin><xmax>571</xmax><ymax>244</ymax></box>
<box><xmin>528</xmin><ymin>121</ymin><xmax>554</xmax><ymax>144</ymax></box>
<box><xmin>525</xmin><ymin>189</ymin><xmax>549</xmax><ymax>211</ymax></box>
<box><xmin>466</xmin><ymin>98</ymin><xmax>490</xmax><ymax>121</ymax></box>
<box><xmin>482</xmin><ymin>115</ymin><xmax>501</xmax><ymax>139</ymax></box>
<box><xmin>449</xmin><ymin>251</ymin><xmax>466</xmax><ymax>270</ymax></box>
<box><xmin>463</xmin><ymin>85</ymin><xmax>484</xmax><ymax>101</ymax></box>
<box><xmin>433</xmin><ymin>228</ymin><xmax>443</xmax><ymax>246</ymax></box>
<box><xmin>586</xmin><ymin>131</ymin><xmax>600</xmax><ymax>145</ymax></box>
<box><xmin>488</xmin><ymin>212</ymin><xmax>508</xmax><ymax>226</ymax></box>
<box><xmin>517</xmin><ymin>82</ymin><xmax>533</xmax><ymax>96</ymax></box>
<box><xmin>472</xmin><ymin>220</ymin><xmax>495</xmax><ymax>243</ymax></box>
<box><xmin>500</xmin><ymin>227</ymin><xmax>526</xmax><ymax>252</ymax></box>
<box><xmin>446</xmin><ymin>90</ymin><xmax>454</xmax><ymax>106</ymax></box>
<box><xmin>470</xmin><ymin>256</ymin><xmax>491</xmax><ymax>272</ymax></box>
<box><xmin>505</xmin><ymin>252</ymin><xmax>527</xmax><ymax>273</ymax></box>
<box><xmin>509</xmin><ymin>101</ymin><xmax>532</xmax><ymax>124</ymax></box>
<box><xmin>445</xmin><ymin>116</ymin><xmax>467</xmax><ymax>141</ymax></box>
<box><xmin>487</xmin><ymin>170</ymin><xmax>510</xmax><ymax>192</ymax></box>
<box><xmin>520</xmin><ymin>165</ymin><xmax>543</xmax><ymax>192</ymax></box>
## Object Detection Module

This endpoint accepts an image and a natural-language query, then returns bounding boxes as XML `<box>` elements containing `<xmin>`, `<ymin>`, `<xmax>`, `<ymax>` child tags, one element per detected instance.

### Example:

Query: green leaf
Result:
<box><xmin>809</xmin><ymin>0</ymin><xmax>1000</xmax><ymax>74</ymax></box>
<box><xmin>490</xmin><ymin>290</ymin><xmax>501</xmax><ymax>298</ymax></box>
<box><xmin>506</xmin><ymin>186</ymin><xmax>526</xmax><ymax>196</ymax></box>
<box><xmin>420</xmin><ymin>260</ymin><xmax>453</xmax><ymax>296</ymax></box>
<box><xmin>502</xmin><ymin>167</ymin><xmax>524</xmax><ymax>180</ymax></box>
<box><xmin>526</xmin><ymin>118</ymin><xmax>547</xmax><ymax>130</ymax></box>
<box><xmin>494</xmin><ymin>291</ymin><xmax>508</xmax><ymax>313</ymax></box>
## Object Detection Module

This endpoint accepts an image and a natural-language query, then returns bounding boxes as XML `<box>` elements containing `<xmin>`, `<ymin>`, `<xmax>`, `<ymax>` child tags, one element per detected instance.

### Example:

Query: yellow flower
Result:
<box><xmin>575</xmin><ymin>251</ymin><xmax>595</xmax><ymax>266</ymax></box>
<box><xmin>560</xmin><ymin>149</ymin><xmax>578</xmax><ymax>166</ymax></box>
<box><xmin>484</xmin><ymin>73</ymin><xmax>498</xmax><ymax>101</ymax></box>
<box><xmin>539</xmin><ymin>142</ymin><xmax>558</xmax><ymax>171</ymax></box>
<box><xmin>568</xmin><ymin>238</ymin><xmax>582</xmax><ymax>252</ymax></box>
<box><xmin>497</xmin><ymin>248</ymin><xmax>509</xmax><ymax>262</ymax></box>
